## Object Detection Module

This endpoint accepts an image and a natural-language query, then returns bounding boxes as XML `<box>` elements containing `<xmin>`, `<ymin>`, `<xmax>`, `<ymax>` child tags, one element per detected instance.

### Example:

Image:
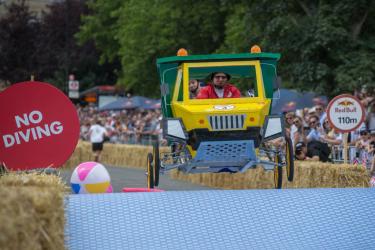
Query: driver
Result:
<box><xmin>196</xmin><ymin>72</ymin><xmax>241</xmax><ymax>99</ymax></box>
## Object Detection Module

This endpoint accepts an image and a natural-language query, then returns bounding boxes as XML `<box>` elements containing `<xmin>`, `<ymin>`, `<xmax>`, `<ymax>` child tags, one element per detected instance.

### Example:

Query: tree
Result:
<box><xmin>37</xmin><ymin>0</ymin><xmax>119</xmax><ymax>90</ymax></box>
<box><xmin>0</xmin><ymin>0</ymin><xmax>118</xmax><ymax>91</ymax></box>
<box><xmin>79</xmin><ymin>0</ymin><xmax>375</xmax><ymax>97</ymax></box>
<box><xmin>78</xmin><ymin>0</ymin><xmax>227</xmax><ymax>96</ymax></box>
<box><xmin>0</xmin><ymin>0</ymin><xmax>40</xmax><ymax>84</ymax></box>
<box><xmin>220</xmin><ymin>0</ymin><xmax>375</xmax><ymax>96</ymax></box>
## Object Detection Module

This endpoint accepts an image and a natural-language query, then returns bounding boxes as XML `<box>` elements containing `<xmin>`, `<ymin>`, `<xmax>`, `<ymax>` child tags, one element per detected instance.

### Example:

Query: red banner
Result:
<box><xmin>0</xmin><ymin>81</ymin><xmax>80</xmax><ymax>170</ymax></box>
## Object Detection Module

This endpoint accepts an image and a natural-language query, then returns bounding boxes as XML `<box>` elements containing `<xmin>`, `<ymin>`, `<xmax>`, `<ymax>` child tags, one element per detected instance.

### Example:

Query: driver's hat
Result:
<box><xmin>210</xmin><ymin>72</ymin><xmax>231</xmax><ymax>80</ymax></box>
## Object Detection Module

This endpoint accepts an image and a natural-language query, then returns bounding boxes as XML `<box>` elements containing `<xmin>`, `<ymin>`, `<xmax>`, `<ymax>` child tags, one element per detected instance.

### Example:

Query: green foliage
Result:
<box><xmin>219</xmin><ymin>0</ymin><xmax>375</xmax><ymax>97</ymax></box>
<box><xmin>0</xmin><ymin>0</ymin><xmax>118</xmax><ymax>90</ymax></box>
<box><xmin>1</xmin><ymin>0</ymin><xmax>374</xmax><ymax>97</ymax></box>
<box><xmin>76</xmin><ymin>0</ymin><xmax>123</xmax><ymax>64</ymax></box>
<box><xmin>79</xmin><ymin>0</ymin><xmax>227</xmax><ymax>96</ymax></box>
<box><xmin>0</xmin><ymin>0</ymin><xmax>40</xmax><ymax>83</ymax></box>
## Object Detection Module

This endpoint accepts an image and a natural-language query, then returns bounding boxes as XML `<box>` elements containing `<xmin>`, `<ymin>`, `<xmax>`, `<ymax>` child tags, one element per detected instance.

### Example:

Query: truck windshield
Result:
<box><xmin>188</xmin><ymin>65</ymin><xmax>258</xmax><ymax>99</ymax></box>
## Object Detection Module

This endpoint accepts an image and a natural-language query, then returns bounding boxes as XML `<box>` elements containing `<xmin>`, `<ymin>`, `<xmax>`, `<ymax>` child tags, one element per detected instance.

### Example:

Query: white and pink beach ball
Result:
<box><xmin>70</xmin><ymin>162</ymin><xmax>112</xmax><ymax>194</ymax></box>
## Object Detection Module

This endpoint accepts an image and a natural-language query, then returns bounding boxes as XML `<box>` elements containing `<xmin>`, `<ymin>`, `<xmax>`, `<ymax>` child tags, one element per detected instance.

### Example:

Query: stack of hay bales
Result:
<box><xmin>62</xmin><ymin>141</ymin><xmax>169</xmax><ymax>169</ymax></box>
<box><xmin>62</xmin><ymin>140</ymin><xmax>92</xmax><ymax>169</ymax></box>
<box><xmin>0</xmin><ymin>173</ymin><xmax>68</xmax><ymax>250</ymax></box>
<box><xmin>170</xmin><ymin>161</ymin><xmax>370</xmax><ymax>189</ymax></box>
<box><xmin>63</xmin><ymin>142</ymin><xmax>370</xmax><ymax>188</ymax></box>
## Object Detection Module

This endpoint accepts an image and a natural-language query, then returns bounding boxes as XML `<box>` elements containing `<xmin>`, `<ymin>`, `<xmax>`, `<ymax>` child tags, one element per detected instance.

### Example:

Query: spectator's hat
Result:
<box><xmin>295</xmin><ymin>142</ymin><xmax>306</xmax><ymax>150</ymax></box>
<box><xmin>308</xmin><ymin>107</ymin><xmax>316</xmax><ymax>114</ymax></box>
<box><xmin>210</xmin><ymin>72</ymin><xmax>231</xmax><ymax>80</ymax></box>
<box><xmin>295</xmin><ymin>142</ymin><xmax>306</xmax><ymax>155</ymax></box>
<box><xmin>370</xmin><ymin>129</ymin><xmax>375</xmax><ymax>136</ymax></box>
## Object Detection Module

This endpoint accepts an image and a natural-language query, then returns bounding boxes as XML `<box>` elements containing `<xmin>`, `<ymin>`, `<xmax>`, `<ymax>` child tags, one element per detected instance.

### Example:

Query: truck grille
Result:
<box><xmin>208</xmin><ymin>114</ymin><xmax>246</xmax><ymax>131</ymax></box>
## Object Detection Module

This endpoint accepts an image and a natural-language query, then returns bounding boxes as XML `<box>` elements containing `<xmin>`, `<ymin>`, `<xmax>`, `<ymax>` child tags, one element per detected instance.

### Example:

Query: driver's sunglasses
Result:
<box><xmin>309</xmin><ymin>121</ymin><xmax>317</xmax><ymax>125</ymax></box>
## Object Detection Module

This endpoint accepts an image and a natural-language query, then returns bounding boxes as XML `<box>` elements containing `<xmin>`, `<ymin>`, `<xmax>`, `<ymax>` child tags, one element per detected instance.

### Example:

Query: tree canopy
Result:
<box><xmin>77</xmin><ymin>0</ymin><xmax>375</xmax><ymax>97</ymax></box>
<box><xmin>1</xmin><ymin>0</ymin><xmax>374</xmax><ymax>97</ymax></box>
<box><xmin>0</xmin><ymin>0</ymin><xmax>118</xmax><ymax>90</ymax></box>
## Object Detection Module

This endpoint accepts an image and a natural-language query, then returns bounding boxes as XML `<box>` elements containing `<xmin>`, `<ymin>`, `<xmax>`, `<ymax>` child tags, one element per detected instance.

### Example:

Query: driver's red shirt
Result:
<box><xmin>196</xmin><ymin>83</ymin><xmax>241</xmax><ymax>99</ymax></box>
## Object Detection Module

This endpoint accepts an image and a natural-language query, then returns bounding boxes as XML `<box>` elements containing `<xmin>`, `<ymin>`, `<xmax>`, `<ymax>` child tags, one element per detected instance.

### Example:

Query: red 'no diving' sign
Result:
<box><xmin>0</xmin><ymin>81</ymin><xmax>80</xmax><ymax>170</ymax></box>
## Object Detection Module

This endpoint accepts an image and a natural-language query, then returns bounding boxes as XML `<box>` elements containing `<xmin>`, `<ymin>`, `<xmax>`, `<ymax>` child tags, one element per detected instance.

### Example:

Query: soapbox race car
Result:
<box><xmin>147</xmin><ymin>46</ymin><xmax>294</xmax><ymax>189</ymax></box>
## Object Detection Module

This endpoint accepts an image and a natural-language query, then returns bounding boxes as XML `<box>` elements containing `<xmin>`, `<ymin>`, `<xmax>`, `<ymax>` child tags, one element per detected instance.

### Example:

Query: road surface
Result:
<box><xmin>59</xmin><ymin>166</ymin><xmax>216</xmax><ymax>193</ymax></box>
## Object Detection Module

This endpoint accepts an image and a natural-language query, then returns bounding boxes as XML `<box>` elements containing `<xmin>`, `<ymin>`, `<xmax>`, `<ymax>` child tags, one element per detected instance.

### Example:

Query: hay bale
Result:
<box><xmin>170</xmin><ymin>161</ymin><xmax>370</xmax><ymax>189</ymax></box>
<box><xmin>0</xmin><ymin>173</ymin><xmax>67</xmax><ymax>250</ymax></box>
<box><xmin>63</xmin><ymin>142</ymin><xmax>370</xmax><ymax>188</ymax></box>
<box><xmin>62</xmin><ymin>140</ymin><xmax>91</xmax><ymax>169</ymax></box>
<box><xmin>62</xmin><ymin>141</ymin><xmax>169</xmax><ymax>169</ymax></box>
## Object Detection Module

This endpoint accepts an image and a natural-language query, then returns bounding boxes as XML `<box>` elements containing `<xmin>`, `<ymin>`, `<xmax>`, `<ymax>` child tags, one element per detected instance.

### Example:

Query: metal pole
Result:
<box><xmin>343</xmin><ymin>133</ymin><xmax>348</xmax><ymax>164</ymax></box>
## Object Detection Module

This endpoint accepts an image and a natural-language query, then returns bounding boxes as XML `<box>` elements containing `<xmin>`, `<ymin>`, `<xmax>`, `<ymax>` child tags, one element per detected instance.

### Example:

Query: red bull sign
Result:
<box><xmin>0</xmin><ymin>81</ymin><xmax>80</xmax><ymax>170</ymax></box>
<box><xmin>327</xmin><ymin>94</ymin><xmax>365</xmax><ymax>133</ymax></box>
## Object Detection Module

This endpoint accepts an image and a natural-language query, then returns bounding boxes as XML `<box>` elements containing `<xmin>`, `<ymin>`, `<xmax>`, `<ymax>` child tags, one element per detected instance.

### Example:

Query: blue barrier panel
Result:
<box><xmin>66</xmin><ymin>188</ymin><xmax>374</xmax><ymax>250</ymax></box>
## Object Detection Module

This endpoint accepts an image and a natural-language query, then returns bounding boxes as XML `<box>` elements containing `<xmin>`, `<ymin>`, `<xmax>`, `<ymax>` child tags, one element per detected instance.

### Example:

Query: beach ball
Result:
<box><xmin>70</xmin><ymin>162</ymin><xmax>112</xmax><ymax>194</ymax></box>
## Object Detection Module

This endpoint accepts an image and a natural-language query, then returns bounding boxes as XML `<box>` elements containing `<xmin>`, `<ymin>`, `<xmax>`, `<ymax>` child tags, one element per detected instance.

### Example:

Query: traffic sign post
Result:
<box><xmin>68</xmin><ymin>80</ymin><xmax>79</xmax><ymax>99</ymax></box>
<box><xmin>68</xmin><ymin>74</ymin><xmax>79</xmax><ymax>99</ymax></box>
<box><xmin>327</xmin><ymin>94</ymin><xmax>366</xmax><ymax>164</ymax></box>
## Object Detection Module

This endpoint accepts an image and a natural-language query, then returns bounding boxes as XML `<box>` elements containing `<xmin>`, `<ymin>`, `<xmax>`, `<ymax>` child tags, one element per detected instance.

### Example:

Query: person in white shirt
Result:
<box><xmin>88</xmin><ymin>118</ymin><xmax>108</xmax><ymax>162</ymax></box>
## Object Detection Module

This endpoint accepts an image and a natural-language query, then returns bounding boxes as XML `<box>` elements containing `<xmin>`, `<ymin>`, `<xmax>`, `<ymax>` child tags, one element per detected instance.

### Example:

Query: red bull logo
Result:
<box><xmin>337</xmin><ymin>100</ymin><xmax>354</xmax><ymax>106</ymax></box>
<box><xmin>335</xmin><ymin>99</ymin><xmax>356</xmax><ymax>113</ymax></box>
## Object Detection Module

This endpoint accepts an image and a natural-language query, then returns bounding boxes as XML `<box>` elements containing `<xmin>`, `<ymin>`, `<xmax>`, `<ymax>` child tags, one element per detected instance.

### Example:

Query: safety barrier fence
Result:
<box><xmin>83</xmin><ymin>134</ymin><xmax>160</xmax><ymax>146</ymax></box>
<box><xmin>331</xmin><ymin>146</ymin><xmax>373</xmax><ymax>169</ymax></box>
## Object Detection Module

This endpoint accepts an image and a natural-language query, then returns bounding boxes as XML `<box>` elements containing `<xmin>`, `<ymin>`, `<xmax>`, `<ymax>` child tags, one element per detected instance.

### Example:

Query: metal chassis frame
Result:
<box><xmin>158</xmin><ymin>115</ymin><xmax>288</xmax><ymax>175</ymax></box>
<box><xmin>158</xmin><ymin>141</ymin><xmax>285</xmax><ymax>175</ymax></box>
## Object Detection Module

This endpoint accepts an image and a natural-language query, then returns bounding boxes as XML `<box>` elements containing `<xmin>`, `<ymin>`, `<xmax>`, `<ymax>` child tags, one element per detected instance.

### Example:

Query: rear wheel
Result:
<box><xmin>274</xmin><ymin>154</ymin><xmax>283</xmax><ymax>189</ymax></box>
<box><xmin>285</xmin><ymin>136</ymin><xmax>294</xmax><ymax>182</ymax></box>
<box><xmin>153</xmin><ymin>142</ymin><xmax>160</xmax><ymax>186</ymax></box>
<box><xmin>146</xmin><ymin>153</ymin><xmax>154</xmax><ymax>189</ymax></box>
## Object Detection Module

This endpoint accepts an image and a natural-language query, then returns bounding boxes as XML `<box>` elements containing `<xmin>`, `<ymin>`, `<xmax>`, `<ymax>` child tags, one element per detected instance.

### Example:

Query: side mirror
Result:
<box><xmin>272</xmin><ymin>76</ymin><xmax>282</xmax><ymax>100</ymax></box>
<box><xmin>261</xmin><ymin>115</ymin><xmax>285</xmax><ymax>142</ymax></box>
<box><xmin>162</xmin><ymin>118</ymin><xmax>187</xmax><ymax>140</ymax></box>
<box><xmin>160</xmin><ymin>83</ymin><xmax>169</xmax><ymax>96</ymax></box>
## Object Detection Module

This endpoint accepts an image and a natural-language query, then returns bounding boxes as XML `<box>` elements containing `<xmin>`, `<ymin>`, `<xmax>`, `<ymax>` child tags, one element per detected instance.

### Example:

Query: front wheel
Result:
<box><xmin>146</xmin><ymin>153</ymin><xmax>154</xmax><ymax>189</ymax></box>
<box><xmin>153</xmin><ymin>142</ymin><xmax>160</xmax><ymax>187</ymax></box>
<box><xmin>285</xmin><ymin>136</ymin><xmax>294</xmax><ymax>182</ymax></box>
<box><xmin>274</xmin><ymin>154</ymin><xmax>283</xmax><ymax>189</ymax></box>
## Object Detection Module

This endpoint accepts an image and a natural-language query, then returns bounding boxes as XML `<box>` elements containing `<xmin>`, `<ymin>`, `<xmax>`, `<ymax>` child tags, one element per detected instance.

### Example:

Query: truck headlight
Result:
<box><xmin>162</xmin><ymin>118</ymin><xmax>187</xmax><ymax>140</ymax></box>
<box><xmin>262</xmin><ymin>115</ymin><xmax>284</xmax><ymax>142</ymax></box>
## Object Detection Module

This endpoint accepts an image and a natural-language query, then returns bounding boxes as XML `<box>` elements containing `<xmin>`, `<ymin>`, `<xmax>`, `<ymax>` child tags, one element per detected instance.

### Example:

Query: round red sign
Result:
<box><xmin>327</xmin><ymin>94</ymin><xmax>366</xmax><ymax>133</ymax></box>
<box><xmin>0</xmin><ymin>81</ymin><xmax>80</xmax><ymax>170</ymax></box>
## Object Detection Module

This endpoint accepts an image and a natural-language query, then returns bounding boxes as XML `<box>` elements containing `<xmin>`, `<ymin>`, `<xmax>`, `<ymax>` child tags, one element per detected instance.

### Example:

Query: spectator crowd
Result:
<box><xmin>284</xmin><ymin>86</ymin><xmax>374</xmax><ymax>172</ymax></box>
<box><xmin>78</xmin><ymin>104</ymin><xmax>163</xmax><ymax>146</ymax></box>
<box><xmin>78</xmin><ymin>87</ymin><xmax>375</xmax><ymax>172</ymax></box>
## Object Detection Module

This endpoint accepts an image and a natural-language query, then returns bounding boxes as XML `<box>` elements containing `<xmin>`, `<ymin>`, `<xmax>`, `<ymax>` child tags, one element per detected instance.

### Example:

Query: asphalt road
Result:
<box><xmin>59</xmin><ymin>166</ymin><xmax>217</xmax><ymax>193</ymax></box>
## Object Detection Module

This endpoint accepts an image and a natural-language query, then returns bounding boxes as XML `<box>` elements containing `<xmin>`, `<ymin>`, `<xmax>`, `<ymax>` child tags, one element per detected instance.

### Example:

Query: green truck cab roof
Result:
<box><xmin>156</xmin><ymin>52</ymin><xmax>280</xmax><ymax>65</ymax></box>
